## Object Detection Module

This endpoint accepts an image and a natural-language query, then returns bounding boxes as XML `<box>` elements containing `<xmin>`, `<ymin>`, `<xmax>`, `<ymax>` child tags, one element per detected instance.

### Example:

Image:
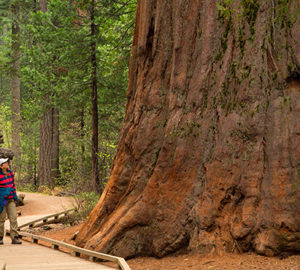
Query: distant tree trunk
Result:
<box><xmin>76</xmin><ymin>109</ymin><xmax>85</xmax><ymax>183</ymax></box>
<box><xmin>77</xmin><ymin>0</ymin><xmax>300</xmax><ymax>259</ymax></box>
<box><xmin>90</xmin><ymin>0</ymin><xmax>100</xmax><ymax>193</ymax></box>
<box><xmin>33</xmin><ymin>136</ymin><xmax>38</xmax><ymax>187</ymax></box>
<box><xmin>51</xmin><ymin>108</ymin><xmax>59</xmax><ymax>187</ymax></box>
<box><xmin>22</xmin><ymin>121</ymin><xmax>37</xmax><ymax>184</ymax></box>
<box><xmin>33</xmin><ymin>0</ymin><xmax>37</xmax><ymax>11</ymax></box>
<box><xmin>38</xmin><ymin>0</ymin><xmax>60</xmax><ymax>188</ymax></box>
<box><xmin>80</xmin><ymin>109</ymin><xmax>85</xmax><ymax>157</ymax></box>
<box><xmin>39</xmin><ymin>0</ymin><xmax>47</xmax><ymax>12</ymax></box>
<box><xmin>11</xmin><ymin>2</ymin><xmax>21</xmax><ymax>175</ymax></box>
<box><xmin>39</xmin><ymin>106</ymin><xmax>60</xmax><ymax>189</ymax></box>
<box><xmin>38</xmin><ymin>108</ymin><xmax>52</xmax><ymax>186</ymax></box>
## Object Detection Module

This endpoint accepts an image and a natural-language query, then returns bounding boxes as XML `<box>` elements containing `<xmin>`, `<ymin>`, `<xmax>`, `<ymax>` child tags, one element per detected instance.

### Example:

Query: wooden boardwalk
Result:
<box><xmin>1</xmin><ymin>212</ymin><xmax>128</xmax><ymax>269</ymax></box>
<box><xmin>0</xmin><ymin>237</ymin><xmax>115</xmax><ymax>269</ymax></box>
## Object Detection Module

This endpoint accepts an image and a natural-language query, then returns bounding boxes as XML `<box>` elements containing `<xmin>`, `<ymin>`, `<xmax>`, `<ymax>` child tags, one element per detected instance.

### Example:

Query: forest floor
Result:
<box><xmin>18</xmin><ymin>192</ymin><xmax>300</xmax><ymax>270</ymax></box>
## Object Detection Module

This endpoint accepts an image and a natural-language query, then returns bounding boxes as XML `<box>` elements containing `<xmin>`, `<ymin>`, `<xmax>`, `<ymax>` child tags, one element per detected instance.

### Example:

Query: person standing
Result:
<box><xmin>0</xmin><ymin>158</ymin><xmax>21</xmax><ymax>244</ymax></box>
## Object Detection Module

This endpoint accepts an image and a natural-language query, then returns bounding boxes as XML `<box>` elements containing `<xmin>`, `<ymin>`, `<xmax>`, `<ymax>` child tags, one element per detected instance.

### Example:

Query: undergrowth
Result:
<box><xmin>63</xmin><ymin>191</ymin><xmax>99</xmax><ymax>225</ymax></box>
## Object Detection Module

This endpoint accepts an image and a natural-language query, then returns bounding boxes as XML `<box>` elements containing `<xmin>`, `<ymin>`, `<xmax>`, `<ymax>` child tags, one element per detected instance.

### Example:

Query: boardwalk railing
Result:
<box><xmin>18</xmin><ymin>231</ymin><xmax>131</xmax><ymax>270</ymax></box>
<box><xmin>18</xmin><ymin>209</ymin><xmax>75</xmax><ymax>230</ymax></box>
<box><xmin>12</xmin><ymin>210</ymin><xmax>131</xmax><ymax>270</ymax></box>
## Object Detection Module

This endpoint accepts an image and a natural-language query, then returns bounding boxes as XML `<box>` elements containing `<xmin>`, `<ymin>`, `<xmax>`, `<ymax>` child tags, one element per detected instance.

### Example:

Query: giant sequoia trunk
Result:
<box><xmin>77</xmin><ymin>0</ymin><xmax>300</xmax><ymax>258</ymax></box>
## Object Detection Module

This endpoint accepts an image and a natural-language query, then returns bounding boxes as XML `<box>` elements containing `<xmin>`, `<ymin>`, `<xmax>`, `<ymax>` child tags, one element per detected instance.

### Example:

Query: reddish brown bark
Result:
<box><xmin>38</xmin><ymin>0</ymin><xmax>60</xmax><ymax>188</ymax></box>
<box><xmin>90</xmin><ymin>0</ymin><xmax>100</xmax><ymax>193</ymax></box>
<box><xmin>77</xmin><ymin>0</ymin><xmax>300</xmax><ymax>258</ymax></box>
<box><xmin>38</xmin><ymin>108</ymin><xmax>52</xmax><ymax>187</ymax></box>
<box><xmin>51</xmin><ymin>108</ymin><xmax>60</xmax><ymax>185</ymax></box>
<box><xmin>11</xmin><ymin>2</ymin><xmax>21</xmax><ymax>173</ymax></box>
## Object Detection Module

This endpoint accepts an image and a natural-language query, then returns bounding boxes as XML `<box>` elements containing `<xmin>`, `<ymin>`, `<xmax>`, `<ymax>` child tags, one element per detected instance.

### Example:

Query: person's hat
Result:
<box><xmin>0</xmin><ymin>158</ymin><xmax>9</xmax><ymax>166</ymax></box>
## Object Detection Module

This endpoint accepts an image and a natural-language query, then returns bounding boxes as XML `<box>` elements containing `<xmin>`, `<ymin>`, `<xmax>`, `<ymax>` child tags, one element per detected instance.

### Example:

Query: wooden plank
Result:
<box><xmin>18</xmin><ymin>209</ymin><xmax>75</xmax><ymax>229</ymax></box>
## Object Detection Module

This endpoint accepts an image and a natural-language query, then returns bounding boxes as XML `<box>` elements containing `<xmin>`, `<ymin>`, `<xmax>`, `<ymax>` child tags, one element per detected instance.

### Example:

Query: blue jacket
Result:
<box><xmin>0</xmin><ymin>187</ymin><xmax>18</xmax><ymax>213</ymax></box>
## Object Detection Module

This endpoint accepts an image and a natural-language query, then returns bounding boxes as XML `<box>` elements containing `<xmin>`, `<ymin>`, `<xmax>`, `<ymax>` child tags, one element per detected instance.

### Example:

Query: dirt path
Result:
<box><xmin>17</xmin><ymin>192</ymin><xmax>75</xmax><ymax>216</ymax></box>
<box><xmin>18</xmin><ymin>193</ymin><xmax>300</xmax><ymax>270</ymax></box>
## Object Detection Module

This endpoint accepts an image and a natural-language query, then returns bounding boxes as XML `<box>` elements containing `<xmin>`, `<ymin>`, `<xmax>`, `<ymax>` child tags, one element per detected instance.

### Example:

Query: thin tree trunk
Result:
<box><xmin>51</xmin><ymin>108</ymin><xmax>59</xmax><ymax>188</ymax></box>
<box><xmin>38</xmin><ymin>0</ymin><xmax>49</xmax><ymax>188</ymax></box>
<box><xmin>38</xmin><ymin>0</ymin><xmax>59</xmax><ymax>188</ymax></box>
<box><xmin>40</xmin><ymin>0</ymin><xmax>47</xmax><ymax>12</ymax></box>
<box><xmin>11</xmin><ymin>2</ymin><xmax>21</xmax><ymax>176</ymax></box>
<box><xmin>90</xmin><ymin>0</ymin><xmax>100</xmax><ymax>193</ymax></box>
<box><xmin>33</xmin><ymin>0</ymin><xmax>37</xmax><ymax>12</ymax></box>
<box><xmin>33</xmin><ymin>136</ymin><xmax>38</xmax><ymax>187</ymax></box>
<box><xmin>80</xmin><ymin>109</ymin><xmax>85</xmax><ymax>157</ymax></box>
<box><xmin>38</xmin><ymin>108</ymin><xmax>52</xmax><ymax>187</ymax></box>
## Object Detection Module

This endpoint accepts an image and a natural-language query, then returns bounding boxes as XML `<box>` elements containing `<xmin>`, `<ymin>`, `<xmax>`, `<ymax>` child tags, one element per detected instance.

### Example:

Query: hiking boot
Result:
<box><xmin>11</xmin><ymin>237</ymin><xmax>22</xmax><ymax>244</ymax></box>
<box><xmin>0</xmin><ymin>237</ymin><xmax>3</xmax><ymax>245</ymax></box>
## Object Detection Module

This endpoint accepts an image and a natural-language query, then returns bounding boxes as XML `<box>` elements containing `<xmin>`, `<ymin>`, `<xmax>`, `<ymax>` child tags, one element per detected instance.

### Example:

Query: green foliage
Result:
<box><xmin>37</xmin><ymin>185</ymin><xmax>53</xmax><ymax>195</ymax></box>
<box><xmin>65</xmin><ymin>191</ymin><xmax>99</xmax><ymax>224</ymax></box>
<box><xmin>0</xmin><ymin>0</ymin><xmax>11</xmax><ymax>27</ymax></box>
<box><xmin>241</xmin><ymin>0</ymin><xmax>259</xmax><ymax>37</ymax></box>
<box><xmin>215</xmin><ymin>1</ymin><xmax>233</xmax><ymax>62</ymax></box>
<box><xmin>17</xmin><ymin>183</ymin><xmax>37</xmax><ymax>193</ymax></box>
<box><xmin>0</xmin><ymin>0</ymin><xmax>136</xmax><ymax>192</ymax></box>
<box><xmin>216</xmin><ymin>0</ymin><xmax>234</xmax><ymax>22</ymax></box>
<box><xmin>274</xmin><ymin>0</ymin><xmax>295</xmax><ymax>29</ymax></box>
<box><xmin>75</xmin><ymin>191</ymin><xmax>99</xmax><ymax>215</ymax></box>
<box><xmin>241</xmin><ymin>0</ymin><xmax>259</xmax><ymax>26</ymax></box>
<box><xmin>0</xmin><ymin>8</ymin><xmax>11</xmax><ymax>72</ymax></box>
<box><xmin>0</xmin><ymin>104</ymin><xmax>12</xmax><ymax>148</ymax></box>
